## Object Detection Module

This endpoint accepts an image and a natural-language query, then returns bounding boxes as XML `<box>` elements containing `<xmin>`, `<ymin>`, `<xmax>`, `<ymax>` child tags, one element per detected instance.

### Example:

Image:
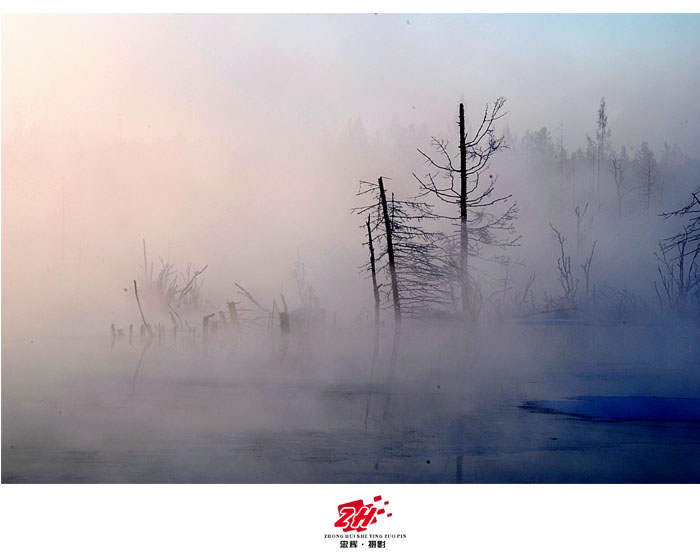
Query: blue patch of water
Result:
<box><xmin>522</xmin><ymin>396</ymin><xmax>700</xmax><ymax>422</ymax></box>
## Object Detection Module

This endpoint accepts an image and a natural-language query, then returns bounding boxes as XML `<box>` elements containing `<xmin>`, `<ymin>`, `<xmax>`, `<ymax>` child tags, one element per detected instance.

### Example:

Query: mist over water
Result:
<box><xmin>5</xmin><ymin>321</ymin><xmax>700</xmax><ymax>482</ymax></box>
<box><xmin>3</xmin><ymin>14</ymin><xmax>700</xmax><ymax>483</ymax></box>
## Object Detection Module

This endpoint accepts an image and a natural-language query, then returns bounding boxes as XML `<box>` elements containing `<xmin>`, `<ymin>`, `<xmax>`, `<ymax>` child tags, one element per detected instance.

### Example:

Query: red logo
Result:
<box><xmin>334</xmin><ymin>495</ymin><xmax>392</xmax><ymax>533</ymax></box>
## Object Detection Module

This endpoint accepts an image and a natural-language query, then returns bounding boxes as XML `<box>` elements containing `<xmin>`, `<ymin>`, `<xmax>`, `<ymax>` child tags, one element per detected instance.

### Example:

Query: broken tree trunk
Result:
<box><xmin>378</xmin><ymin>177</ymin><xmax>401</xmax><ymax>328</ymax></box>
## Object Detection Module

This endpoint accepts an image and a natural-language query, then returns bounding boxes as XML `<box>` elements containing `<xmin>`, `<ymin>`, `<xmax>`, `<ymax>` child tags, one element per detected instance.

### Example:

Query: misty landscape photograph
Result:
<box><xmin>2</xmin><ymin>13</ymin><xmax>700</xmax><ymax>484</ymax></box>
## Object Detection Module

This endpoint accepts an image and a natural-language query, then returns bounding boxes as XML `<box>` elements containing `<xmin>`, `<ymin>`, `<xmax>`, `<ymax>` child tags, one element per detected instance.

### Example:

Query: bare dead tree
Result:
<box><xmin>662</xmin><ymin>188</ymin><xmax>700</xmax><ymax>251</ymax></box>
<box><xmin>610</xmin><ymin>151</ymin><xmax>626</xmax><ymax>217</ymax></box>
<box><xmin>596</xmin><ymin>97</ymin><xmax>611</xmax><ymax>198</ymax></box>
<box><xmin>413</xmin><ymin>99</ymin><xmax>519</xmax><ymax>319</ymax></box>
<box><xmin>654</xmin><ymin>235</ymin><xmax>699</xmax><ymax>316</ymax></box>
<box><xmin>550</xmin><ymin>225</ymin><xmax>578</xmax><ymax>307</ymax></box>
<box><xmin>389</xmin><ymin>192</ymin><xmax>454</xmax><ymax>318</ymax></box>
<box><xmin>378</xmin><ymin>178</ymin><xmax>401</xmax><ymax>326</ymax></box>
<box><xmin>354</xmin><ymin>178</ymin><xmax>401</xmax><ymax>327</ymax></box>
<box><xmin>655</xmin><ymin>188</ymin><xmax>700</xmax><ymax>317</ymax></box>
<box><xmin>549</xmin><ymin>223</ymin><xmax>598</xmax><ymax>315</ymax></box>
<box><xmin>353</xmin><ymin>177</ymin><xmax>452</xmax><ymax>323</ymax></box>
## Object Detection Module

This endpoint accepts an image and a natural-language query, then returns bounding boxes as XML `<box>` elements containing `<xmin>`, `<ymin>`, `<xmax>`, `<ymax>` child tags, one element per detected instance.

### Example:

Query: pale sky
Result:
<box><xmin>4</xmin><ymin>15</ymin><xmax>700</xmax><ymax>150</ymax></box>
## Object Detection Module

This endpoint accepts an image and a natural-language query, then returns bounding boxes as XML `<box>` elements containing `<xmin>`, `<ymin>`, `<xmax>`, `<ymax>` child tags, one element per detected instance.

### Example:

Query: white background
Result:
<box><xmin>1</xmin><ymin>2</ymin><xmax>698</xmax><ymax>559</ymax></box>
<box><xmin>1</xmin><ymin>484</ymin><xmax>698</xmax><ymax>558</ymax></box>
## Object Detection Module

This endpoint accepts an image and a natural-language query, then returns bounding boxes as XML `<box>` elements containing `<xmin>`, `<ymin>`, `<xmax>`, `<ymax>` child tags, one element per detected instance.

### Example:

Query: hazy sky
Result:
<box><xmin>3</xmin><ymin>14</ymin><xmax>700</xmax><ymax>335</ymax></box>
<box><xmin>5</xmin><ymin>15</ymin><xmax>700</xmax><ymax>148</ymax></box>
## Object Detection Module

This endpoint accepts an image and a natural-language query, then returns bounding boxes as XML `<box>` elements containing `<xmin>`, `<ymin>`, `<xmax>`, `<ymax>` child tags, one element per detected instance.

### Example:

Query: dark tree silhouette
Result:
<box><xmin>655</xmin><ymin>188</ymin><xmax>700</xmax><ymax>316</ymax></box>
<box><xmin>378</xmin><ymin>177</ymin><xmax>401</xmax><ymax>326</ymax></box>
<box><xmin>355</xmin><ymin>178</ymin><xmax>401</xmax><ymax>328</ymax></box>
<box><xmin>354</xmin><ymin>177</ymin><xmax>451</xmax><ymax>324</ymax></box>
<box><xmin>414</xmin><ymin>99</ymin><xmax>519</xmax><ymax>319</ymax></box>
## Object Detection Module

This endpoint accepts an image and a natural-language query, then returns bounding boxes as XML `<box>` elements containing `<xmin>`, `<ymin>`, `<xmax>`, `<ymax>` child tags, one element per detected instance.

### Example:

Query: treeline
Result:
<box><xmin>353</xmin><ymin>98</ymin><xmax>700</xmax><ymax>326</ymax></box>
<box><xmin>513</xmin><ymin>98</ymin><xmax>699</xmax><ymax>220</ymax></box>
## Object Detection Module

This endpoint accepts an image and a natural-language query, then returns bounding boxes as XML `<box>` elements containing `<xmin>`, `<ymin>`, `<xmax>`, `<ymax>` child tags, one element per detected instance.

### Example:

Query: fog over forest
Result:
<box><xmin>3</xmin><ymin>14</ymin><xmax>700</xmax><ymax>483</ymax></box>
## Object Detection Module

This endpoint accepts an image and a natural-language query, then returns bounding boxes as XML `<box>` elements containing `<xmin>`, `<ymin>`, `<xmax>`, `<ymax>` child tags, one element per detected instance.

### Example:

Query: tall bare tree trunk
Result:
<box><xmin>366</xmin><ymin>215</ymin><xmax>381</xmax><ymax>328</ymax></box>
<box><xmin>378</xmin><ymin>177</ymin><xmax>401</xmax><ymax>328</ymax></box>
<box><xmin>459</xmin><ymin>103</ymin><xmax>469</xmax><ymax>317</ymax></box>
